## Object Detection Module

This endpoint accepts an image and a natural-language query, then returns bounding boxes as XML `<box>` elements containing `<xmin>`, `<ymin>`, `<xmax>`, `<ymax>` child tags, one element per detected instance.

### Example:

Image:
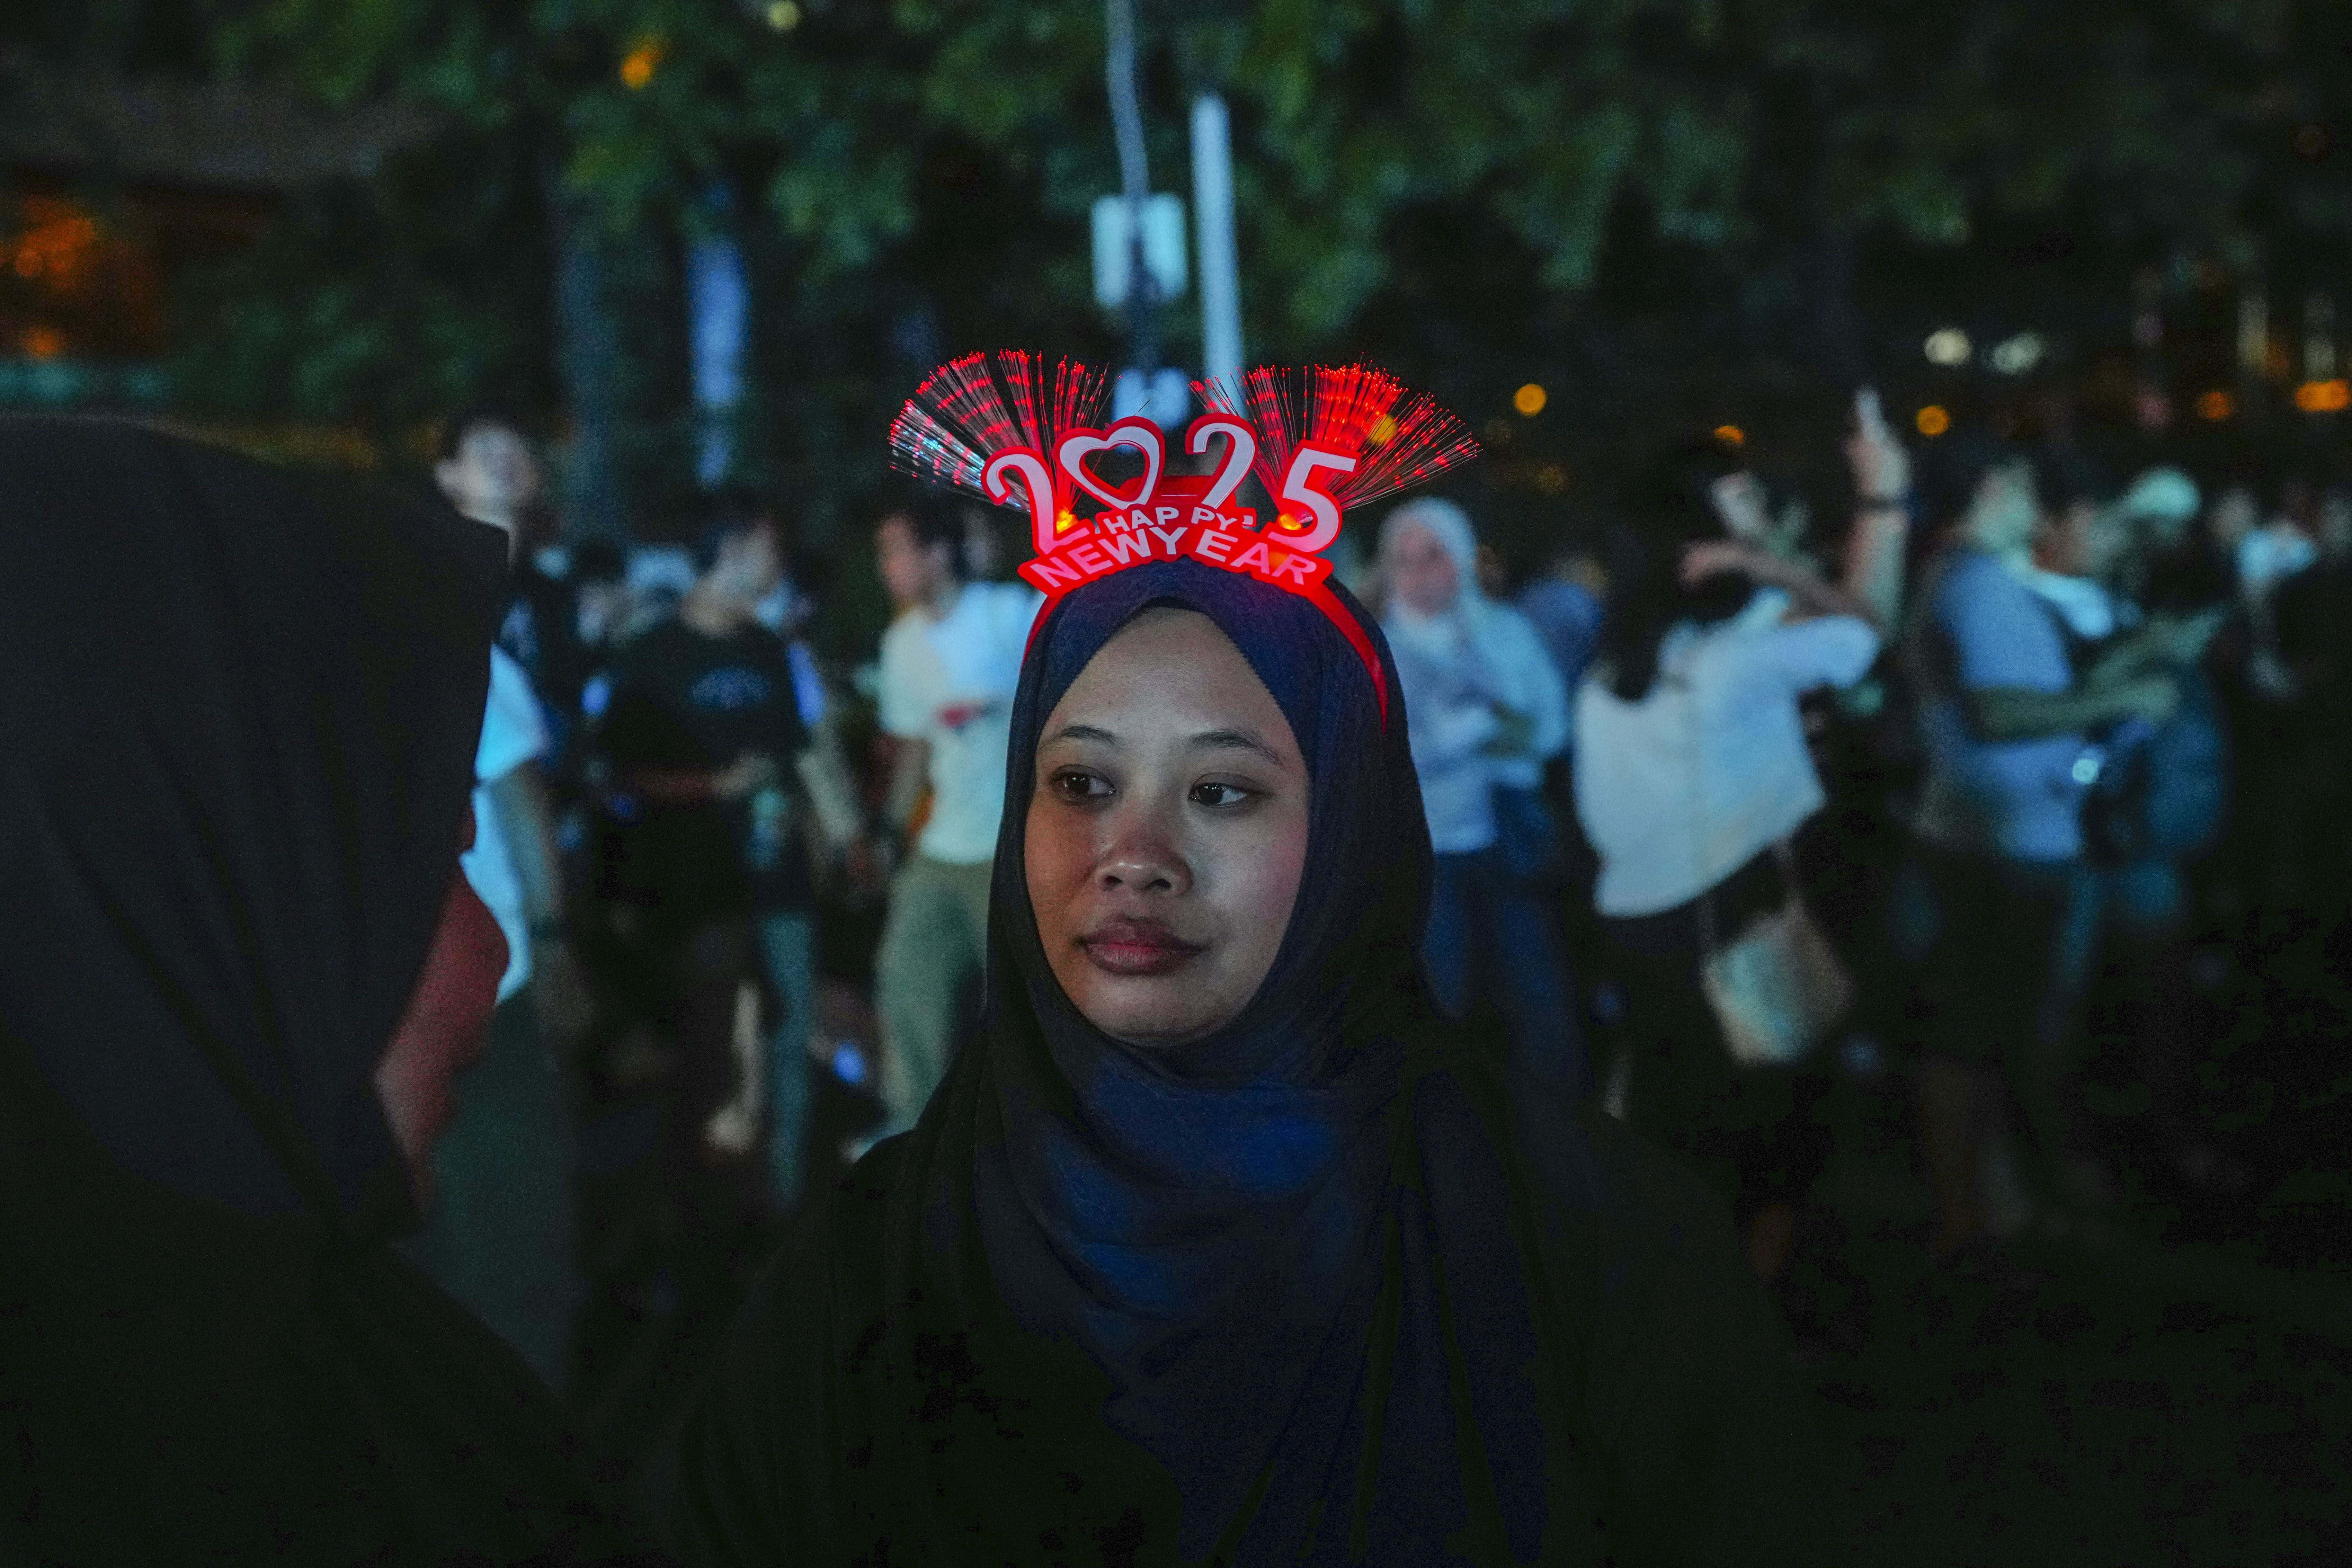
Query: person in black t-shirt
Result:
<box><xmin>596</xmin><ymin>493</ymin><xmax>818</xmax><ymax>1216</ymax></box>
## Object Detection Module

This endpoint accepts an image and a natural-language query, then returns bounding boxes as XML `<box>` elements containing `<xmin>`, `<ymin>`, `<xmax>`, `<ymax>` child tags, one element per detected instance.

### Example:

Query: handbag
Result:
<box><xmin>1697</xmin><ymin>842</ymin><xmax>1853</xmax><ymax>1066</ymax></box>
<box><xmin>1674</xmin><ymin>656</ymin><xmax>1851</xmax><ymax>1065</ymax></box>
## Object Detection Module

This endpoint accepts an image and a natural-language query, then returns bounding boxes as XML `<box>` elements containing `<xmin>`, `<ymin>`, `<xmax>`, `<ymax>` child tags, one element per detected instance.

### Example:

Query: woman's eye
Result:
<box><xmin>1189</xmin><ymin>781</ymin><xmax>1256</xmax><ymax>809</ymax></box>
<box><xmin>1051</xmin><ymin>769</ymin><xmax>1111</xmax><ymax>802</ymax></box>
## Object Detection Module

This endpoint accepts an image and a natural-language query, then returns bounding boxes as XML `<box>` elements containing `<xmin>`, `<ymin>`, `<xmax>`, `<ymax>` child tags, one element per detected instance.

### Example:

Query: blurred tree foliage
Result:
<box><xmin>17</xmin><ymin>1</ymin><xmax>2350</xmax><ymax>557</ymax></box>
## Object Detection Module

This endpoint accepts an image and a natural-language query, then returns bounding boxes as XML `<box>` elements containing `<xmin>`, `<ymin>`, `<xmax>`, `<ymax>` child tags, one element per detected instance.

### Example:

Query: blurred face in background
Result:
<box><xmin>964</xmin><ymin>515</ymin><xmax>1002</xmax><ymax>581</ymax></box>
<box><xmin>2207</xmin><ymin>487</ymin><xmax>2259</xmax><ymax>550</ymax></box>
<box><xmin>709</xmin><ymin>520</ymin><xmax>784</xmax><ymax>605</ymax></box>
<box><xmin>1961</xmin><ymin>460</ymin><xmax>2040</xmax><ymax>558</ymax></box>
<box><xmin>876</xmin><ymin>514</ymin><xmax>952</xmax><ymax>611</ymax></box>
<box><xmin>2037</xmin><ymin>501</ymin><xmax>2128</xmax><ymax>582</ymax></box>
<box><xmin>1385</xmin><ymin>521</ymin><xmax>1461</xmax><ymax>616</ymax></box>
<box><xmin>434</xmin><ymin>422</ymin><xmax>541</xmax><ymax>546</ymax></box>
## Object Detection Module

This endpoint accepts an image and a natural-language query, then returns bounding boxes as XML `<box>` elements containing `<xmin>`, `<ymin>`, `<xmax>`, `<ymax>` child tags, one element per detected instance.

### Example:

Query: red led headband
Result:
<box><xmin>888</xmin><ymin>352</ymin><xmax>1479</xmax><ymax>724</ymax></box>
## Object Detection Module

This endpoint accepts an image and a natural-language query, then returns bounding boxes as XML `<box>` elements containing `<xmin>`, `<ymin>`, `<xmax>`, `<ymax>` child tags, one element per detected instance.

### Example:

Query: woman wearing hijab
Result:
<box><xmin>660</xmin><ymin>552</ymin><xmax>1837</xmax><ymax>1566</ymax></box>
<box><xmin>0</xmin><ymin>418</ymin><xmax>654</xmax><ymax>1564</ymax></box>
<box><xmin>1376</xmin><ymin>498</ymin><xmax>1581</xmax><ymax>1093</ymax></box>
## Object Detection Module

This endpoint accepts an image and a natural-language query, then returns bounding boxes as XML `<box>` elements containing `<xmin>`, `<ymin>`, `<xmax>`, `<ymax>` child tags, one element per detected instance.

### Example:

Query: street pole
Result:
<box><xmin>685</xmin><ymin>183</ymin><xmax>749</xmax><ymax>488</ymax></box>
<box><xmin>1191</xmin><ymin>93</ymin><xmax>1242</xmax><ymax>391</ymax></box>
<box><xmin>1105</xmin><ymin>0</ymin><xmax>1159</xmax><ymax>375</ymax></box>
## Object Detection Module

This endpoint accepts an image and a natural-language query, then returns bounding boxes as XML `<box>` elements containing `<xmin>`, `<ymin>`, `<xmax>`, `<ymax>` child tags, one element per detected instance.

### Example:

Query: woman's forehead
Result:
<box><xmin>1045</xmin><ymin>608</ymin><xmax>1296</xmax><ymax>748</ymax></box>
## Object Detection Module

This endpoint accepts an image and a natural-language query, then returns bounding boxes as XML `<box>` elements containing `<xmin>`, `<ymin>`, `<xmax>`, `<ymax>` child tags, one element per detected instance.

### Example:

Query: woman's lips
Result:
<box><xmin>1080</xmin><ymin>919</ymin><xmax>1205</xmax><ymax>977</ymax></box>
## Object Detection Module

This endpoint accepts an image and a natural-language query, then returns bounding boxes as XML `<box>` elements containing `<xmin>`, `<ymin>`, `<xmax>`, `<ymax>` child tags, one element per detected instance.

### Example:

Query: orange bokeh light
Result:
<box><xmin>620</xmin><ymin>36</ymin><xmax>666</xmax><ymax>90</ymax></box>
<box><xmin>2294</xmin><ymin>379</ymin><xmax>2350</xmax><ymax>413</ymax></box>
<box><xmin>1914</xmin><ymin>405</ymin><xmax>1952</xmax><ymax>437</ymax></box>
<box><xmin>2196</xmin><ymin>389</ymin><xmax>2238</xmax><ymax>421</ymax></box>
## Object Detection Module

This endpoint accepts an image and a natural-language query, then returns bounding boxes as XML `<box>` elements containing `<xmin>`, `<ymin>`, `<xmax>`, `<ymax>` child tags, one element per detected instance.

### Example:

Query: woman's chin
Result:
<box><xmin>1069</xmin><ymin>977</ymin><xmax>1235</xmax><ymax>1049</ymax></box>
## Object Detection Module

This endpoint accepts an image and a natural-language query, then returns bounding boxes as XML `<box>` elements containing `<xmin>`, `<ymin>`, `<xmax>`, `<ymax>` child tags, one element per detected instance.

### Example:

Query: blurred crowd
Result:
<box><xmin>419</xmin><ymin>389</ymin><xmax>2352</xmax><ymax>1417</ymax></box>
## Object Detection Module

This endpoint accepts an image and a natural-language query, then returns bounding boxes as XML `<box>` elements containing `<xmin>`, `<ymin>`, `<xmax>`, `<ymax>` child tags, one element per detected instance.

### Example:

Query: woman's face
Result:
<box><xmin>1386</xmin><ymin>522</ymin><xmax>1461</xmax><ymax>616</ymax></box>
<box><xmin>1026</xmin><ymin>608</ymin><xmax>1311</xmax><ymax>1047</ymax></box>
<box><xmin>373</xmin><ymin>806</ymin><xmax>506</xmax><ymax>1205</ymax></box>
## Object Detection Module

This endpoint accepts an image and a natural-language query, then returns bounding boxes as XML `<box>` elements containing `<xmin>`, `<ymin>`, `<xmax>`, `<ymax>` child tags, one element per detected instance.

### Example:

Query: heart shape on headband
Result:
<box><xmin>1056</xmin><ymin>416</ymin><xmax>1165</xmax><ymax>512</ymax></box>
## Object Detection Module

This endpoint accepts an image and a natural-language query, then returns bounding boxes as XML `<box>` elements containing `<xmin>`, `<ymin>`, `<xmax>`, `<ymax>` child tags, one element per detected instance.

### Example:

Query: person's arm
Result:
<box><xmin>871</xmin><ymin>622</ymin><xmax>935</xmax><ymax>849</ymax></box>
<box><xmin>1751</xmin><ymin>613</ymin><xmax>1882</xmax><ymax>698</ymax></box>
<box><xmin>1965</xmin><ymin>676</ymin><xmax>2177</xmax><ymax>742</ymax></box>
<box><xmin>1842</xmin><ymin>390</ymin><xmax>1913</xmax><ymax>630</ymax></box>
<box><xmin>1395</xmin><ymin>654</ymin><xmax>1503</xmax><ymax>767</ymax></box>
<box><xmin>1684</xmin><ymin>539</ymin><xmax>1884</xmax><ymax>630</ymax></box>
<box><xmin>2078</xmin><ymin>608</ymin><xmax>2228</xmax><ymax>690</ymax></box>
<box><xmin>483</xmin><ymin>760</ymin><xmax>595</xmax><ymax>1046</ymax></box>
<box><xmin>625</xmin><ymin>756</ymin><xmax>774</xmax><ymax>805</ymax></box>
<box><xmin>1511</xmin><ymin>615</ymin><xmax>1574</xmax><ymax>762</ymax></box>
<box><xmin>883</xmin><ymin>735</ymin><xmax>931</xmax><ymax>837</ymax></box>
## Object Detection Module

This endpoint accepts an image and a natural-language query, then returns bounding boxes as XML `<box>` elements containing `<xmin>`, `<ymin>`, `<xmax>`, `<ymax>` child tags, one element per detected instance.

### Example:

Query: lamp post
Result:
<box><xmin>1105</xmin><ymin>0</ymin><xmax>1159</xmax><ymax>376</ymax></box>
<box><xmin>1191</xmin><ymin>93</ymin><xmax>1243</xmax><ymax>391</ymax></box>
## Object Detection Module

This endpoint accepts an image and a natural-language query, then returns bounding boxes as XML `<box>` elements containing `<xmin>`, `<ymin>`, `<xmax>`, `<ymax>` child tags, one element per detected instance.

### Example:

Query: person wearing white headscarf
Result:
<box><xmin>1379</xmin><ymin>498</ymin><xmax>1581</xmax><ymax>1090</ymax></box>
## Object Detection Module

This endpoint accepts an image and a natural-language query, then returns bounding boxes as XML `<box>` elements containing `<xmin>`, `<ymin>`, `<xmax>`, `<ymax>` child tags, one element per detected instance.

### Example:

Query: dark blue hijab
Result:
<box><xmin>975</xmin><ymin>562</ymin><xmax>1438</xmax><ymax>1556</ymax></box>
<box><xmin>665</xmin><ymin>553</ymin><xmax>1842</xmax><ymax>1568</ymax></box>
<box><xmin>856</xmin><ymin>556</ymin><xmax>1588</xmax><ymax>1567</ymax></box>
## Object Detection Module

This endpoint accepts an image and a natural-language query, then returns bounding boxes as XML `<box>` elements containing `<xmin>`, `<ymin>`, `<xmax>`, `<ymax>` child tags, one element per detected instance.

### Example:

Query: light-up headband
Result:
<box><xmin>888</xmin><ymin>352</ymin><xmax>1479</xmax><ymax>723</ymax></box>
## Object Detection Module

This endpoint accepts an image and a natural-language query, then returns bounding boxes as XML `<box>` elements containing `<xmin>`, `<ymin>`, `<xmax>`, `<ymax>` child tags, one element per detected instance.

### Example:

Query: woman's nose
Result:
<box><xmin>1097</xmin><ymin>807</ymin><xmax>1189</xmax><ymax>895</ymax></box>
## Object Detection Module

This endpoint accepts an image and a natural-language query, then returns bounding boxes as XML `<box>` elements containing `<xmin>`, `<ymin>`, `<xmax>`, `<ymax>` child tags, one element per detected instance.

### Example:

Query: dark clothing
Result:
<box><xmin>1604</xmin><ymin>851</ymin><xmax>1827</xmax><ymax>1225</ymax></box>
<box><xmin>667</xmin><ymin>1075</ymin><xmax>1829</xmax><ymax>1568</ymax></box>
<box><xmin>502</xmin><ymin>556</ymin><xmax>589</xmax><ymax>712</ymax></box>
<box><xmin>1910</xmin><ymin>841</ymin><xmax>2083</xmax><ymax>1198</ymax></box>
<box><xmin>1910</xmin><ymin>844</ymin><xmax>2077</xmax><ymax>1075</ymax></box>
<box><xmin>400</xmin><ymin>992</ymin><xmax>583</xmax><ymax>1395</ymax></box>
<box><xmin>0</xmin><ymin>420</ymin><xmax>645</xmax><ymax>1563</ymax></box>
<box><xmin>501</xmin><ymin>559</ymin><xmax>600</xmax><ymax>794</ymax></box>
<box><xmin>660</xmin><ymin>559</ymin><xmax>1836</xmax><ymax>1566</ymax></box>
<box><xmin>1425</xmin><ymin>845</ymin><xmax>1586</xmax><ymax>1093</ymax></box>
<box><xmin>600</xmin><ymin>618</ymin><xmax>812</xmax><ymax>920</ymax></box>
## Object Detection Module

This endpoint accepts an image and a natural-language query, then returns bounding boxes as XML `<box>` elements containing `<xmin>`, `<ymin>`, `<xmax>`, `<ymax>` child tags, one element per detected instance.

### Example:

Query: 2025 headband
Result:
<box><xmin>889</xmin><ymin>352</ymin><xmax>1480</xmax><ymax>723</ymax></box>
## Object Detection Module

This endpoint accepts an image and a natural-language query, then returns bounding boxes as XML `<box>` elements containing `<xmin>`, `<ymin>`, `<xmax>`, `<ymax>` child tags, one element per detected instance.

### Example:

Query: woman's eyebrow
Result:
<box><xmin>1189</xmin><ymin>728</ymin><xmax>1286</xmax><ymax>766</ymax></box>
<box><xmin>1045</xmin><ymin>722</ymin><xmax>1285</xmax><ymax>766</ymax></box>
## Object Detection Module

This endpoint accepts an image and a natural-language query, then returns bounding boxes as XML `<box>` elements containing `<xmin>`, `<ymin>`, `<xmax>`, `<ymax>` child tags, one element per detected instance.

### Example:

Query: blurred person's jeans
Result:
<box><xmin>401</xmin><ymin>993</ymin><xmax>582</xmax><ymax>1395</ymax></box>
<box><xmin>2059</xmin><ymin>856</ymin><xmax>2204</xmax><ymax>1154</ymax></box>
<box><xmin>1424</xmin><ymin>847</ymin><xmax>1584</xmax><ymax>1094</ymax></box>
<box><xmin>756</xmin><ymin>910</ymin><xmax>818</xmax><ymax>1211</ymax></box>
<box><xmin>874</xmin><ymin>855</ymin><xmax>994</xmax><ymax>1140</ymax></box>
<box><xmin>1911</xmin><ymin>845</ymin><xmax>2083</xmax><ymax>1201</ymax></box>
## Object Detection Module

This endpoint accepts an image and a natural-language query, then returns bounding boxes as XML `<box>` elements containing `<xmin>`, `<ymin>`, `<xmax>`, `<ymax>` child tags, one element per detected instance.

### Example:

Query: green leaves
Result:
<box><xmin>215</xmin><ymin>0</ymin><xmax>2330</xmax><ymax>347</ymax></box>
<box><xmin>139</xmin><ymin>0</ymin><xmax>2352</xmax><ymax>515</ymax></box>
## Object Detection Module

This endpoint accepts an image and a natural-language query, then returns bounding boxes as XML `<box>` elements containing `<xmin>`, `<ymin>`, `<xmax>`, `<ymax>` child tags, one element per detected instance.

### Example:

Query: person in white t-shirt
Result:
<box><xmin>1575</xmin><ymin>443</ymin><xmax>1884</xmax><ymax>1282</ymax></box>
<box><xmin>871</xmin><ymin>494</ymin><xmax>1041</xmax><ymax>1139</ymax></box>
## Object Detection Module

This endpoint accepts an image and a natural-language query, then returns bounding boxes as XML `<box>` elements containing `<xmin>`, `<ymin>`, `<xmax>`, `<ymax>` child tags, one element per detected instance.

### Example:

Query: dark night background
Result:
<box><xmin>6</xmin><ymin>4</ymin><xmax>2352</xmax><ymax>1560</ymax></box>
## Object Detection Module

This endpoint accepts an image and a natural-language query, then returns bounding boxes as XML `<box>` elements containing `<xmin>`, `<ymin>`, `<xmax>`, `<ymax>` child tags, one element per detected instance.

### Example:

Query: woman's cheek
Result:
<box><xmin>1216</xmin><ymin>813</ymin><xmax>1310</xmax><ymax>955</ymax></box>
<box><xmin>1023</xmin><ymin>799</ymin><xmax>1087</xmax><ymax>936</ymax></box>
